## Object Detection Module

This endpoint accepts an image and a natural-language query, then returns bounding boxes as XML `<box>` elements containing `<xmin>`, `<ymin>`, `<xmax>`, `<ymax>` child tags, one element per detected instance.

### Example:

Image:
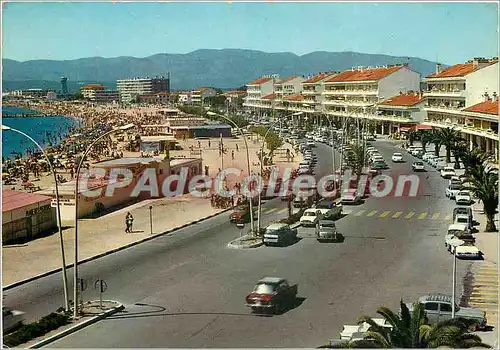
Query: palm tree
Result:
<box><xmin>419</xmin><ymin>130</ymin><xmax>435</xmax><ymax>153</ymax></box>
<box><xmin>467</xmin><ymin>166</ymin><xmax>499</xmax><ymax>232</ymax></box>
<box><xmin>318</xmin><ymin>300</ymin><xmax>491</xmax><ymax>348</ymax></box>
<box><xmin>459</xmin><ymin>148</ymin><xmax>491</xmax><ymax>178</ymax></box>
<box><xmin>428</xmin><ymin>129</ymin><xmax>443</xmax><ymax>157</ymax></box>
<box><xmin>436</xmin><ymin>128</ymin><xmax>463</xmax><ymax>163</ymax></box>
<box><xmin>344</xmin><ymin>143</ymin><xmax>366</xmax><ymax>179</ymax></box>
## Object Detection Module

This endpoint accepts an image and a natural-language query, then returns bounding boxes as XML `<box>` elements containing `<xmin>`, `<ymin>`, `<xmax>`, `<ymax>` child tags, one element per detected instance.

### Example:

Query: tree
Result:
<box><xmin>319</xmin><ymin>300</ymin><xmax>491</xmax><ymax>348</ymax></box>
<box><xmin>419</xmin><ymin>130</ymin><xmax>435</xmax><ymax>153</ymax></box>
<box><xmin>459</xmin><ymin>148</ymin><xmax>491</xmax><ymax>178</ymax></box>
<box><xmin>265</xmin><ymin>132</ymin><xmax>283</xmax><ymax>163</ymax></box>
<box><xmin>436</xmin><ymin>128</ymin><xmax>463</xmax><ymax>164</ymax></box>
<box><xmin>344</xmin><ymin>143</ymin><xmax>366</xmax><ymax>179</ymax></box>
<box><xmin>466</xmin><ymin>166</ymin><xmax>499</xmax><ymax>232</ymax></box>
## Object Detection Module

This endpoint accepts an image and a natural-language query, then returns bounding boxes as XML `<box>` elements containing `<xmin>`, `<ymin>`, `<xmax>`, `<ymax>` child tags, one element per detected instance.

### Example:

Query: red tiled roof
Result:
<box><xmin>81</xmin><ymin>84</ymin><xmax>105</xmax><ymax>90</ymax></box>
<box><xmin>326</xmin><ymin>66</ymin><xmax>403</xmax><ymax>83</ymax></box>
<box><xmin>284</xmin><ymin>93</ymin><xmax>304</xmax><ymax>101</ymax></box>
<box><xmin>426</xmin><ymin>63</ymin><xmax>477</xmax><ymax>78</ymax></box>
<box><xmin>248</xmin><ymin>77</ymin><xmax>272</xmax><ymax>85</ymax></box>
<box><xmin>463</xmin><ymin>100</ymin><xmax>499</xmax><ymax>115</ymax></box>
<box><xmin>262</xmin><ymin>93</ymin><xmax>276</xmax><ymax>100</ymax></box>
<box><xmin>303</xmin><ymin>72</ymin><xmax>337</xmax><ymax>84</ymax></box>
<box><xmin>2</xmin><ymin>189</ymin><xmax>52</xmax><ymax>212</ymax></box>
<box><xmin>277</xmin><ymin>76</ymin><xmax>297</xmax><ymax>84</ymax></box>
<box><xmin>379</xmin><ymin>93</ymin><xmax>424</xmax><ymax>107</ymax></box>
<box><xmin>225</xmin><ymin>91</ymin><xmax>246</xmax><ymax>95</ymax></box>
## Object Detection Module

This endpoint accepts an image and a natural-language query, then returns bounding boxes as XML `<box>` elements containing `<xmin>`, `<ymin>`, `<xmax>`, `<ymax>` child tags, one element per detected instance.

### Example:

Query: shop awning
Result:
<box><xmin>415</xmin><ymin>124</ymin><xmax>433</xmax><ymax>130</ymax></box>
<box><xmin>399</xmin><ymin>127</ymin><xmax>413</xmax><ymax>132</ymax></box>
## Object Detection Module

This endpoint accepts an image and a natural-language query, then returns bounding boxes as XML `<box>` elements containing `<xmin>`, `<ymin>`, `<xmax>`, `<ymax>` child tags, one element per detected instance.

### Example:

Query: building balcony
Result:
<box><xmin>425</xmin><ymin>105</ymin><xmax>465</xmax><ymax>115</ymax></box>
<box><xmin>323</xmin><ymin>89</ymin><xmax>378</xmax><ymax>96</ymax></box>
<box><xmin>302</xmin><ymin>89</ymin><xmax>318</xmax><ymax>95</ymax></box>
<box><xmin>423</xmin><ymin>90</ymin><xmax>466</xmax><ymax>98</ymax></box>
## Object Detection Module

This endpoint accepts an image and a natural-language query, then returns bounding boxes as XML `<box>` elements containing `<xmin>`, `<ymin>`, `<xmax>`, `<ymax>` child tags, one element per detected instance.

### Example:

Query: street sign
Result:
<box><xmin>94</xmin><ymin>279</ymin><xmax>108</xmax><ymax>309</ymax></box>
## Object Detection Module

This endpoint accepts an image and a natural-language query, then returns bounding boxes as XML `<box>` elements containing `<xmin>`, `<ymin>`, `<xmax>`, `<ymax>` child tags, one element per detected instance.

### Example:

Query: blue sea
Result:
<box><xmin>2</xmin><ymin>106</ymin><xmax>82</xmax><ymax>160</ymax></box>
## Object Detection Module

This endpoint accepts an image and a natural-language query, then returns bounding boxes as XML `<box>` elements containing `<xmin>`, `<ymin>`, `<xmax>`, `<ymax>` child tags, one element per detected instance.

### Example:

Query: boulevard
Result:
<box><xmin>4</xmin><ymin>140</ymin><xmax>472</xmax><ymax>348</ymax></box>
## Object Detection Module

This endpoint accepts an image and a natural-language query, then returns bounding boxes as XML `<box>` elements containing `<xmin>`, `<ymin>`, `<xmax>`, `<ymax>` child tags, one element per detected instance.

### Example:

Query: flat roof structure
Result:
<box><xmin>141</xmin><ymin>135</ymin><xmax>176</xmax><ymax>142</ymax></box>
<box><xmin>92</xmin><ymin>157</ymin><xmax>165</xmax><ymax>167</ymax></box>
<box><xmin>2</xmin><ymin>189</ymin><xmax>52</xmax><ymax>212</ymax></box>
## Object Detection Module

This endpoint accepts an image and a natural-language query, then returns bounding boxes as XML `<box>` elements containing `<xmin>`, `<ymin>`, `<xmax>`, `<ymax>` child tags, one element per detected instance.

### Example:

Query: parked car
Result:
<box><xmin>293</xmin><ymin>195</ymin><xmax>311</xmax><ymax>208</ymax></box>
<box><xmin>315</xmin><ymin>220</ymin><xmax>340</xmax><ymax>242</ymax></box>
<box><xmin>453</xmin><ymin>243</ymin><xmax>482</xmax><ymax>259</ymax></box>
<box><xmin>300</xmin><ymin>209</ymin><xmax>323</xmax><ymax>227</ymax></box>
<box><xmin>341</xmin><ymin>189</ymin><xmax>362</xmax><ymax>204</ymax></box>
<box><xmin>371</xmin><ymin>161</ymin><xmax>389</xmax><ymax>170</ymax></box>
<box><xmin>263</xmin><ymin>223</ymin><xmax>297</xmax><ymax>246</ymax></box>
<box><xmin>445</xmin><ymin>182</ymin><xmax>463</xmax><ymax>199</ymax></box>
<box><xmin>453</xmin><ymin>206</ymin><xmax>473</xmax><ymax>223</ymax></box>
<box><xmin>422</xmin><ymin>152</ymin><xmax>435</xmax><ymax>161</ymax></box>
<box><xmin>2</xmin><ymin>307</ymin><xmax>25</xmax><ymax>334</ymax></box>
<box><xmin>405</xmin><ymin>294</ymin><xmax>487</xmax><ymax>330</ymax></box>
<box><xmin>312</xmin><ymin>199</ymin><xmax>343</xmax><ymax>219</ymax></box>
<box><xmin>435</xmin><ymin>160</ymin><xmax>448</xmax><ymax>171</ymax></box>
<box><xmin>455</xmin><ymin>190</ymin><xmax>472</xmax><ymax>205</ymax></box>
<box><xmin>245</xmin><ymin>277</ymin><xmax>298</xmax><ymax>314</ymax></box>
<box><xmin>391</xmin><ymin>152</ymin><xmax>404</xmax><ymax>162</ymax></box>
<box><xmin>441</xmin><ymin>166</ymin><xmax>456</xmax><ymax>179</ymax></box>
<box><xmin>412</xmin><ymin>161</ymin><xmax>425</xmax><ymax>171</ymax></box>
<box><xmin>454</xmin><ymin>213</ymin><xmax>473</xmax><ymax>232</ymax></box>
<box><xmin>445</xmin><ymin>223</ymin><xmax>474</xmax><ymax>249</ymax></box>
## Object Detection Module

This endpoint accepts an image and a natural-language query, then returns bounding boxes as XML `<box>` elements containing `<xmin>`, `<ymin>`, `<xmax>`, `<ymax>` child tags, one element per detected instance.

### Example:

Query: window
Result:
<box><xmin>253</xmin><ymin>283</ymin><xmax>275</xmax><ymax>294</ymax></box>
<box><xmin>440</xmin><ymin>303</ymin><xmax>452</xmax><ymax>312</ymax></box>
<box><xmin>424</xmin><ymin>302</ymin><xmax>439</xmax><ymax>311</ymax></box>
<box><xmin>279</xmin><ymin>281</ymin><xmax>289</xmax><ymax>289</ymax></box>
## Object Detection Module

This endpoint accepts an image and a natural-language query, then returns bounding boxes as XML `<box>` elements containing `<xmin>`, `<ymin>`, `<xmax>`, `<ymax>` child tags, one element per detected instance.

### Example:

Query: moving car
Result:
<box><xmin>340</xmin><ymin>189</ymin><xmax>362</xmax><ymax>204</ymax></box>
<box><xmin>406</xmin><ymin>294</ymin><xmax>487</xmax><ymax>329</ymax></box>
<box><xmin>441</xmin><ymin>166</ymin><xmax>456</xmax><ymax>179</ymax></box>
<box><xmin>445</xmin><ymin>182</ymin><xmax>462</xmax><ymax>199</ymax></box>
<box><xmin>315</xmin><ymin>220</ymin><xmax>339</xmax><ymax>242</ymax></box>
<box><xmin>3</xmin><ymin>307</ymin><xmax>25</xmax><ymax>334</ymax></box>
<box><xmin>455</xmin><ymin>190</ymin><xmax>472</xmax><ymax>205</ymax></box>
<box><xmin>300</xmin><ymin>209</ymin><xmax>323</xmax><ymax>227</ymax></box>
<box><xmin>312</xmin><ymin>199</ymin><xmax>343</xmax><ymax>220</ymax></box>
<box><xmin>245</xmin><ymin>277</ymin><xmax>298</xmax><ymax>314</ymax></box>
<box><xmin>263</xmin><ymin>223</ymin><xmax>297</xmax><ymax>246</ymax></box>
<box><xmin>391</xmin><ymin>152</ymin><xmax>404</xmax><ymax>162</ymax></box>
<box><xmin>412</xmin><ymin>161</ymin><xmax>425</xmax><ymax>171</ymax></box>
<box><xmin>229</xmin><ymin>205</ymin><xmax>255</xmax><ymax>223</ymax></box>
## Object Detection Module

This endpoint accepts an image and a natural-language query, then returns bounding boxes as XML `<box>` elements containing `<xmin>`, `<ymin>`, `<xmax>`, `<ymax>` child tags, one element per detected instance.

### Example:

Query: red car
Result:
<box><xmin>245</xmin><ymin>277</ymin><xmax>298</xmax><ymax>314</ymax></box>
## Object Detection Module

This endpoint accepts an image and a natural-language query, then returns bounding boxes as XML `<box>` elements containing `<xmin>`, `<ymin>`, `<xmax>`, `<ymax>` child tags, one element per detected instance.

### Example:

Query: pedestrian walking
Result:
<box><xmin>236</xmin><ymin>144</ymin><xmax>239</xmax><ymax>152</ymax></box>
<box><xmin>232</xmin><ymin>150</ymin><xmax>235</xmax><ymax>160</ymax></box>
<box><xmin>125</xmin><ymin>212</ymin><xmax>134</xmax><ymax>233</ymax></box>
<box><xmin>208</xmin><ymin>140</ymin><xmax>211</xmax><ymax>148</ymax></box>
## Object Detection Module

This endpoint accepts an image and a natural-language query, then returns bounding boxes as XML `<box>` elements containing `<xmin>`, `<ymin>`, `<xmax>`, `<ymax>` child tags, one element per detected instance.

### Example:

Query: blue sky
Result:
<box><xmin>2</xmin><ymin>2</ymin><xmax>498</xmax><ymax>64</ymax></box>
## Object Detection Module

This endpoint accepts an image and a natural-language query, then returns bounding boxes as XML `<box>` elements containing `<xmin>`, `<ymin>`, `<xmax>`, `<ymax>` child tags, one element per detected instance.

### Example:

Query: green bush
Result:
<box><xmin>3</xmin><ymin>312</ymin><xmax>69</xmax><ymax>347</ymax></box>
<box><xmin>278</xmin><ymin>209</ymin><xmax>305</xmax><ymax>225</ymax></box>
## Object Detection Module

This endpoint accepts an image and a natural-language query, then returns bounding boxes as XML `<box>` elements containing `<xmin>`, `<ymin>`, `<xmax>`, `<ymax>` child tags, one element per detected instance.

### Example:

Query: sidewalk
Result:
<box><xmin>2</xmin><ymin>195</ymin><xmax>223</xmax><ymax>286</ymax></box>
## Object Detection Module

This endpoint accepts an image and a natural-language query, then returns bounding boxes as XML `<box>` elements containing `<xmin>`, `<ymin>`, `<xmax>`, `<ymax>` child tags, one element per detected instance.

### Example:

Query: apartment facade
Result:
<box><xmin>191</xmin><ymin>87</ymin><xmax>217</xmax><ymax>105</ymax></box>
<box><xmin>423</xmin><ymin>57</ymin><xmax>498</xmax><ymax>158</ymax></box>
<box><xmin>274</xmin><ymin>76</ymin><xmax>304</xmax><ymax>111</ymax></box>
<box><xmin>116</xmin><ymin>77</ymin><xmax>170</xmax><ymax>103</ymax></box>
<box><xmin>301</xmin><ymin>72</ymin><xmax>339</xmax><ymax>114</ymax></box>
<box><xmin>376</xmin><ymin>92</ymin><xmax>427</xmax><ymax>133</ymax></box>
<box><xmin>243</xmin><ymin>75</ymin><xmax>279</xmax><ymax>112</ymax></box>
<box><xmin>81</xmin><ymin>84</ymin><xmax>105</xmax><ymax>99</ymax></box>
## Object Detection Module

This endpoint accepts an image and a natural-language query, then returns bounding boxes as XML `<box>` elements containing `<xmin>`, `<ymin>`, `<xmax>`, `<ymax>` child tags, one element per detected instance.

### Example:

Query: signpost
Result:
<box><xmin>149</xmin><ymin>206</ymin><xmax>153</xmax><ymax>235</ymax></box>
<box><xmin>448</xmin><ymin>238</ymin><xmax>464</xmax><ymax>318</ymax></box>
<box><xmin>94</xmin><ymin>279</ymin><xmax>108</xmax><ymax>309</ymax></box>
<box><xmin>77</xmin><ymin>278</ymin><xmax>87</xmax><ymax>313</ymax></box>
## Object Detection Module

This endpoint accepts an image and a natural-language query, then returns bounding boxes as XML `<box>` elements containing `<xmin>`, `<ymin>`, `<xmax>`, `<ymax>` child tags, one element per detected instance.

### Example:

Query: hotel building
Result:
<box><xmin>243</xmin><ymin>74</ymin><xmax>280</xmax><ymax>113</ymax></box>
<box><xmin>81</xmin><ymin>84</ymin><xmax>105</xmax><ymax>99</ymax></box>
<box><xmin>191</xmin><ymin>87</ymin><xmax>217</xmax><ymax>105</ymax></box>
<box><xmin>117</xmin><ymin>76</ymin><xmax>170</xmax><ymax>103</ymax></box>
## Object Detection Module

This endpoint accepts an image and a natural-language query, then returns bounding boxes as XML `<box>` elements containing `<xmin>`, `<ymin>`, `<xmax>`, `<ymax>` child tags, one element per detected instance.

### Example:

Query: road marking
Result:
<box><xmin>367</xmin><ymin>210</ymin><xmax>378</xmax><ymax>217</ymax></box>
<box><xmin>444</xmin><ymin>215</ymin><xmax>451</xmax><ymax>220</ymax></box>
<box><xmin>431</xmin><ymin>213</ymin><xmax>440</xmax><ymax>220</ymax></box>
<box><xmin>380</xmin><ymin>211</ymin><xmax>390</xmax><ymax>218</ymax></box>
<box><xmin>355</xmin><ymin>210</ymin><xmax>366</xmax><ymax>216</ymax></box>
<box><xmin>417</xmin><ymin>212</ymin><xmax>428</xmax><ymax>220</ymax></box>
<box><xmin>405</xmin><ymin>212</ymin><xmax>415</xmax><ymax>219</ymax></box>
<box><xmin>278</xmin><ymin>208</ymin><xmax>288</xmax><ymax>214</ymax></box>
<box><xmin>265</xmin><ymin>208</ymin><xmax>278</xmax><ymax>214</ymax></box>
<box><xmin>392</xmin><ymin>211</ymin><xmax>403</xmax><ymax>219</ymax></box>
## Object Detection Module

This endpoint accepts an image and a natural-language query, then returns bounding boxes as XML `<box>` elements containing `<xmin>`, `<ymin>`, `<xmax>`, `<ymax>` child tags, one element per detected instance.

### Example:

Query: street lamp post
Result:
<box><xmin>449</xmin><ymin>238</ymin><xmax>464</xmax><ymax>318</ymax></box>
<box><xmin>256</xmin><ymin>112</ymin><xmax>303</xmax><ymax>232</ymax></box>
<box><xmin>73</xmin><ymin>123</ymin><xmax>134</xmax><ymax>319</ymax></box>
<box><xmin>1</xmin><ymin>124</ymin><xmax>70</xmax><ymax>311</ymax></box>
<box><xmin>206</xmin><ymin>111</ymin><xmax>255</xmax><ymax>235</ymax></box>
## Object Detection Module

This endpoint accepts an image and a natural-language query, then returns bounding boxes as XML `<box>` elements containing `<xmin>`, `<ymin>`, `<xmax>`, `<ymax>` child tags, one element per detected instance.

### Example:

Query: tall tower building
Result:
<box><xmin>60</xmin><ymin>77</ymin><xmax>68</xmax><ymax>96</ymax></box>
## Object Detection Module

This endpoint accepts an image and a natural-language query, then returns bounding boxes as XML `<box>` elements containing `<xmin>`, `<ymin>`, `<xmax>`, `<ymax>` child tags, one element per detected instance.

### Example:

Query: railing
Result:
<box><xmin>423</xmin><ymin>89</ymin><xmax>465</xmax><ymax>97</ymax></box>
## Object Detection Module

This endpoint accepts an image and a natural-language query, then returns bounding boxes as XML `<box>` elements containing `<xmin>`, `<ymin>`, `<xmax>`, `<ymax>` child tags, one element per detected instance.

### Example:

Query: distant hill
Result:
<box><xmin>2</xmin><ymin>49</ymin><xmax>441</xmax><ymax>91</ymax></box>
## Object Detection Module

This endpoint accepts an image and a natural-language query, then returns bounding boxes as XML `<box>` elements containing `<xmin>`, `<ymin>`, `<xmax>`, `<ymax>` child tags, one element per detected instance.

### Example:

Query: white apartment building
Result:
<box><xmin>462</xmin><ymin>97</ymin><xmax>499</xmax><ymax>159</ymax></box>
<box><xmin>178</xmin><ymin>92</ymin><xmax>192</xmax><ymax>104</ymax></box>
<box><xmin>423</xmin><ymin>57</ymin><xmax>498</xmax><ymax>157</ymax></box>
<box><xmin>243</xmin><ymin>75</ymin><xmax>279</xmax><ymax>113</ymax></box>
<box><xmin>376</xmin><ymin>92</ymin><xmax>427</xmax><ymax>134</ymax></box>
<box><xmin>191</xmin><ymin>87</ymin><xmax>217</xmax><ymax>105</ymax></box>
<box><xmin>301</xmin><ymin>72</ymin><xmax>339</xmax><ymax>114</ymax></box>
<box><xmin>322</xmin><ymin>64</ymin><xmax>421</xmax><ymax>134</ymax></box>
<box><xmin>116</xmin><ymin>77</ymin><xmax>170</xmax><ymax>103</ymax></box>
<box><xmin>93</xmin><ymin>90</ymin><xmax>120</xmax><ymax>103</ymax></box>
<box><xmin>81</xmin><ymin>84</ymin><xmax>105</xmax><ymax>99</ymax></box>
<box><xmin>274</xmin><ymin>76</ymin><xmax>304</xmax><ymax>111</ymax></box>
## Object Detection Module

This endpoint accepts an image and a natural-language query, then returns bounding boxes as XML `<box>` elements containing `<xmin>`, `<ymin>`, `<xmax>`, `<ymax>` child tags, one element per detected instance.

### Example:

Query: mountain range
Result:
<box><xmin>2</xmin><ymin>49</ymin><xmax>441</xmax><ymax>91</ymax></box>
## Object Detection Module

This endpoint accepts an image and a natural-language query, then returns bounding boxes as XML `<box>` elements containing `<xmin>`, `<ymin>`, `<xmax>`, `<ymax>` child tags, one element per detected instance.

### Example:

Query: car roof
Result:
<box><xmin>319</xmin><ymin>220</ymin><xmax>335</xmax><ymax>225</ymax></box>
<box><xmin>444</xmin><ymin>167</ymin><xmax>455</xmax><ymax>171</ymax></box>
<box><xmin>258</xmin><ymin>277</ymin><xmax>285</xmax><ymax>284</ymax></box>
<box><xmin>420</xmin><ymin>294</ymin><xmax>453</xmax><ymax>303</ymax></box>
<box><xmin>266</xmin><ymin>223</ymin><xmax>288</xmax><ymax>230</ymax></box>
<box><xmin>448</xmin><ymin>223</ymin><xmax>468</xmax><ymax>230</ymax></box>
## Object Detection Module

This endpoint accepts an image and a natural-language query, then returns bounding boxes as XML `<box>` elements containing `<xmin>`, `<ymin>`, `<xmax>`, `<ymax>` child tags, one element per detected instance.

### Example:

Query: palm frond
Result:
<box><xmin>364</xmin><ymin>330</ymin><xmax>391</xmax><ymax>348</ymax></box>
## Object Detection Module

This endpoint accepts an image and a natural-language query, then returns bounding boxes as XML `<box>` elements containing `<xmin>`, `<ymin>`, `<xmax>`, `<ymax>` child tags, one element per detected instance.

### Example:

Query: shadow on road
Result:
<box><xmin>108</xmin><ymin>310</ymin><xmax>275</xmax><ymax>320</ymax></box>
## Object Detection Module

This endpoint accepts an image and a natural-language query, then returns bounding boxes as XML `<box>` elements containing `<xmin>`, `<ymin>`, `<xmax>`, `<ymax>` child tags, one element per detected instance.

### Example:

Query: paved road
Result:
<box><xmin>6</xmin><ymin>140</ymin><xmax>473</xmax><ymax>347</ymax></box>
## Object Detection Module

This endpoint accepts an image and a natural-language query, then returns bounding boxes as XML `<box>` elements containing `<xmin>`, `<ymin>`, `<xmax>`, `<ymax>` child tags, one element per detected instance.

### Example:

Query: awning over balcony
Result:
<box><xmin>399</xmin><ymin>126</ymin><xmax>413</xmax><ymax>132</ymax></box>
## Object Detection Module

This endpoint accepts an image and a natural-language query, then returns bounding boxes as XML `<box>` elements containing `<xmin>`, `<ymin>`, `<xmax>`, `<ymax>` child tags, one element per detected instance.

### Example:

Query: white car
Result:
<box><xmin>445</xmin><ymin>183</ymin><xmax>462</xmax><ymax>199</ymax></box>
<box><xmin>445</xmin><ymin>223</ymin><xmax>470</xmax><ymax>249</ymax></box>
<box><xmin>425</xmin><ymin>155</ymin><xmax>437</xmax><ymax>164</ymax></box>
<box><xmin>340</xmin><ymin>189</ymin><xmax>362</xmax><ymax>204</ymax></box>
<box><xmin>371</xmin><ymin>154</ymin><xmax>384</xmax><ymax>162</ymax></box>
<box><xmin>412</xmin><ymin>161</ymin><xmax>425</xmax><ymax>171</ymax></box>
<box><xmin>455</xmin><ymin>191</ymin><xmax>472</xmax><ymax>205</ymax></box>
<box><xmin>391</xmin><ymin>152</ymin><xmax>404</xmax><ymax>162</ymax></box>
<box><xmin>300</xmin><ymin>209</ymin><xmax>323</xmax><ymax>227</ymax></box>
<box><xmin>3</xmin><ymin>307</ymin><xmax>25</xmax><ymax>333</ymax></box>
<box><xmin>422</xmin><ymin>153</ymin><xmax>435</xmax><ymax>161</ymax></box>
<box><xmin>441</xmin><ymin>167</ymin><xmax>456</xmax><ymax>179</ymax></box>
<box><xmin>454</xmin><ymin>244</ymin><xmax>482</xmax><ymax>259</ymax></box>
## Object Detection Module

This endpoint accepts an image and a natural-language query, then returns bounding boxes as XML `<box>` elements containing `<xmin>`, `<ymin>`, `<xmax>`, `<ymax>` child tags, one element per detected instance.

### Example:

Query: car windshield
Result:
<box><xmin>304</xmin><ymin>212</ymin><xmax>317</xmax><ymax>217</ymax></box>
<box><xmin>320</xmin><ymin>222</ymin><xmax>335</xmax><ymax>228</ymax></box>
<box><xmin>393</xmin><ymin>153</ymin><xmax>402</xmax><ymax>156</ymax></box>
<box><xmin>253</xmin><ymin>283</ymin><xmax>275</xmax><ymax>294</ymax></box>
<box><xmin>450</xmin><ymin>184</ymin><xmax>462</xmax><ymax>190</ymax></box>
<box><xmin>457</xmin><ymin>192</ymin><xmax>469</xmax><ymax>196</ymax></box>
<box><xmin>456</xmin><ymin>217</ymin><xmax>468</xmax><ymax>223</ymax></box>
<box><xmin>316</xmin><ymin>203</ymin><xmax>332</xmax><ymax>209</ymax></box>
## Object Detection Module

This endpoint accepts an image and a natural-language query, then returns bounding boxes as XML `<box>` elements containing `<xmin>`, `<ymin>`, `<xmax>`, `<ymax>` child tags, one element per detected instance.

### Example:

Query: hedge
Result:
<box><xmin>3</xmin><ymin>312</ymin><xmax>70</xmax><ymax>347</ymax></box>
